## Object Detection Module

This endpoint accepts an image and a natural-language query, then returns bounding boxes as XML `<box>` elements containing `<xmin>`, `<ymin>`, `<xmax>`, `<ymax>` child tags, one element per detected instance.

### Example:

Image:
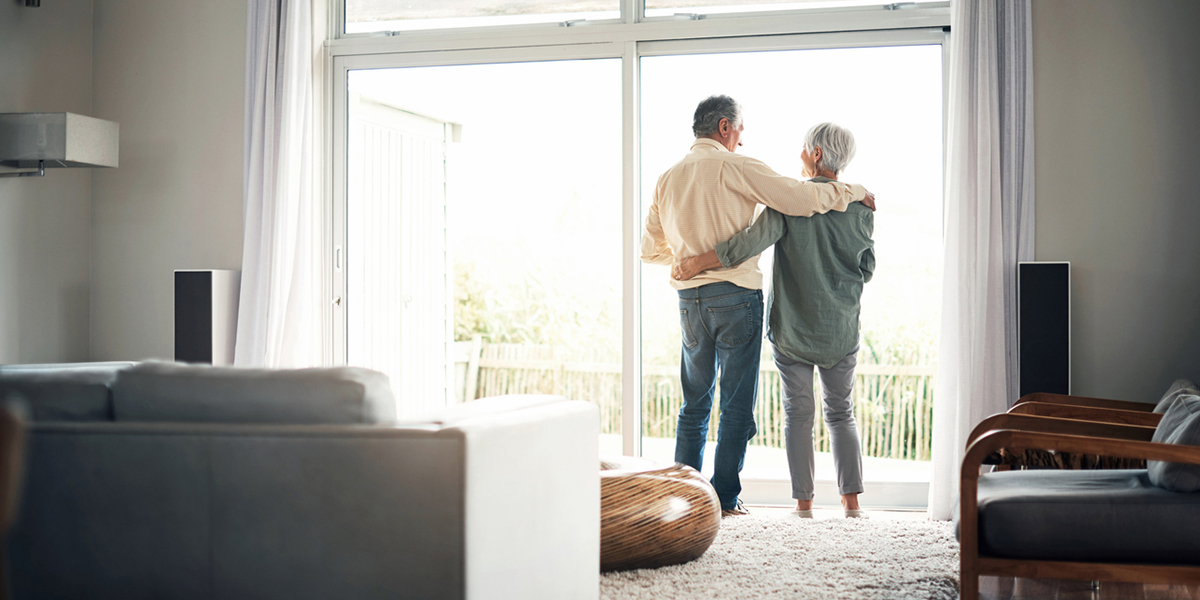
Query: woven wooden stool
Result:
<box><xmin>599</xmin><ymin>456</ymin><xmax>721</xmax><ymax>572</ymax></box>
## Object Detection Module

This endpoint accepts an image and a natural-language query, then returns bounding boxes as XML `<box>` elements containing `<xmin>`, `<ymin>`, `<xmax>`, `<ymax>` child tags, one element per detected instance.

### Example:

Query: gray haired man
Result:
<box><xmin>642</xmin><ymin>99</ymin><xmax>875</xmax><ymax>517</ymax></box>
<box><xmin>675</xmin><ymin>121</ymin><xmax>875</xmax><ymax>518</ymax></box>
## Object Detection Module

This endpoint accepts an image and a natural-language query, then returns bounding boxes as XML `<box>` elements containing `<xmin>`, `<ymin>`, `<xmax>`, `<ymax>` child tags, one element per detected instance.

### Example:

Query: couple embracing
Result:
<box><xmin>641</xmin><ymin>95</ymin><xmax>876</xmax><ymax>518</ymax></box>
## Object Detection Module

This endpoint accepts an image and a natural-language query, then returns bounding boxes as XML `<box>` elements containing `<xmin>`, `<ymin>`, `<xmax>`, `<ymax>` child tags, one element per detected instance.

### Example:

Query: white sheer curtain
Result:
<box><xmin>235</xmin><ymin>0</ymin><xmax>323</xmax><ymax>368</ymax></box>
<box><xmin>928</xmin><ymin>0</ymin><xmax>1035</xmax><ymax>520</ymax></box>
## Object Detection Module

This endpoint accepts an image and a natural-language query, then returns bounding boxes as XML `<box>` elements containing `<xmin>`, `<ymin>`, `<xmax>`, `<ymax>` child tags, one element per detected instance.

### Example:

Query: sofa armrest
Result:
<box><xmin>453</xmin><ymin>397</ymin><xmax>599</xmax><ymax>599</ymax></box>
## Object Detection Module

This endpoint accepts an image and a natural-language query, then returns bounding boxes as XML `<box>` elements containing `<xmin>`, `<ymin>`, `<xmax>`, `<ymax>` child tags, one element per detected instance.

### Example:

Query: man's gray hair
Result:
<box><xmin>804</xmin><ymin>122</ymin><xmax>856</xmax><ymax>175</ymax></box>
<box><xmin>692</xmin><ymin>95</ymin><xmax>741</xmax><ymax>138</ymax></box>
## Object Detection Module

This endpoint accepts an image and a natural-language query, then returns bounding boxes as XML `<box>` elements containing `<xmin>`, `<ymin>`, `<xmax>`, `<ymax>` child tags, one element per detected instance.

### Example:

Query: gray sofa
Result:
<box><xmin>0</xmin><ymin>361</ymin><xmax>600</xmax><ymax>600</ymax></box>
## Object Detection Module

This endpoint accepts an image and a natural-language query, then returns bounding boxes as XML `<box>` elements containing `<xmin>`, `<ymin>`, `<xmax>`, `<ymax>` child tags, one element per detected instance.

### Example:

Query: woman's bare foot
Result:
<box><xmin>792</xmin><ymin>499</ymin><xmax>815</xmax><ymax>518</ymax></box>
<box><xmin>841</xmin><ymin>493</ymin><xmax>868</xmax><ymax>517</ymax></box>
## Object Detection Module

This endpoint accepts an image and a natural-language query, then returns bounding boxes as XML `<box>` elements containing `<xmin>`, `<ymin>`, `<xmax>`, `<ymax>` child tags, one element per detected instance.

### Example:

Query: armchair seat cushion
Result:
<box><xmin>971</xmin><ymin>469</ymin><xmax>1200</xmax><ymax>564</ymax></box>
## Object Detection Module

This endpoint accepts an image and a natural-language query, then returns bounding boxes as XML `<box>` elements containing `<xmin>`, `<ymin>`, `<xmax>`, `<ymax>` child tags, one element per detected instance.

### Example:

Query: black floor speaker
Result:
<box><xmin>174</xmin><ymin>270</ymin><xmax>240</xmax><ymax>365</ymax></box>
<box><xmin>1018</xmin><ymin>261</ymin><xmax>1070</xmax><ymax>396</ymax></box>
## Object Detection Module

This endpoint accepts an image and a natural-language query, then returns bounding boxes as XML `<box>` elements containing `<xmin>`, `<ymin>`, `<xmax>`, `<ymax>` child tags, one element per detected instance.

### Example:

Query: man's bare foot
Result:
<box><xmin>795</xmin><ymin>499</ymin><xmax>813</xmax><ymax>511</ymax></box>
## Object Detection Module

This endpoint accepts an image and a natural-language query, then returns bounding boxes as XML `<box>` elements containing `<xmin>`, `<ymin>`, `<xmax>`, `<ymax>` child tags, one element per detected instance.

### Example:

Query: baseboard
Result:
<box><xmin>740</xmin><ymin>477</ymin><xmax>929</xmax><ymax>511</ymax></box>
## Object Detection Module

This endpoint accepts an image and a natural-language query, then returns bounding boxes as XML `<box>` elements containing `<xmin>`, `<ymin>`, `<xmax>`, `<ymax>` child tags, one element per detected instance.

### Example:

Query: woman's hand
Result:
<box><xmin>673</xmin><ymin>250</ymin><xmax>722</xmax><ymax>281</ymax></box>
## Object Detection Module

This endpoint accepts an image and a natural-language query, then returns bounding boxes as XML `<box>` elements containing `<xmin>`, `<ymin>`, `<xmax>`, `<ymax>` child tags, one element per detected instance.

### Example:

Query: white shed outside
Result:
<box><xmin>347</xmin><ymin>92</ymin><xmax>460</xmax><ymax>418</ymax></box>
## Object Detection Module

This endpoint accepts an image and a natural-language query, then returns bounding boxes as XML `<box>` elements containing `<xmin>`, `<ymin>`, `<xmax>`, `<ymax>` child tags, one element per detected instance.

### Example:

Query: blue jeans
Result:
<box><xmin>675</xmin><ymin>282</ymin><xmax>763</xmax><ymax>510</ymax></box>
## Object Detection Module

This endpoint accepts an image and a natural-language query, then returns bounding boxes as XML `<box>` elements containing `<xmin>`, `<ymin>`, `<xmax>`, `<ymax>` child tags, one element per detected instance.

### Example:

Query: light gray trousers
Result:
<box><xmin>774</xmin><ymin>344</ymin><xmax>864</xmax><ymax>500</ymax></box>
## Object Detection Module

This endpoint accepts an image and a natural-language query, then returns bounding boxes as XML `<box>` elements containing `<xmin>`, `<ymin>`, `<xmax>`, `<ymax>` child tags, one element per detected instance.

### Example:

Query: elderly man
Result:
<box><xmin>641</xmin><ymin>97</ymin><xmax>874</xmax><ymax>516</ymax></box>
<box><xmin>675</xmin><ymin>122</ymin><xmax>874</xmax><ymax>518</ymax></box>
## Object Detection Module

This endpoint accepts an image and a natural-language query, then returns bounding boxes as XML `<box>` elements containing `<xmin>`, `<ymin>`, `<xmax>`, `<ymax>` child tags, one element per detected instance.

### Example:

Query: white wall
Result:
<box><xmin>90</xmin><ymin>0</ymin><xmax>247</xmax><ymax>361</ymax></box>
<box><xmin>0</xmin><ymin>0</ymin><xmax>95</xmax><ymax>364</ymax></box>
<box><xmin>1033</xmin><ymin>0</ymin><xmax>1200</xmax><ymax>401</ymax></box>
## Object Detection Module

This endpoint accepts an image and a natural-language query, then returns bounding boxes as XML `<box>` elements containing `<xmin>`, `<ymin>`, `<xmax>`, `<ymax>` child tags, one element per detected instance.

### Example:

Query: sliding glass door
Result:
<box><xmin>330</xmin><ymin>5</ymin><xmax>949</xmax><ymax>506</ymax></box>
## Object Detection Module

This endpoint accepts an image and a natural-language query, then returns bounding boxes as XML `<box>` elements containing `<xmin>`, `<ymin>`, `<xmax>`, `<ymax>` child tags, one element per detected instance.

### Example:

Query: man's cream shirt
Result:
<box><xmin>641</xmin><ymin>137</ymin><xmax>867</xmax><ymax>290</ymax></box>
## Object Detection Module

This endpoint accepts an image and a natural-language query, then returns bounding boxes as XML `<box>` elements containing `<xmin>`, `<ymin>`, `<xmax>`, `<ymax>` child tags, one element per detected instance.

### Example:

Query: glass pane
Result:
<box><xmin>646</xmin><ymin>0</ymin><xmax>942</xmax><ymax>19</ymax></box>
<box><xmin>639</xmin><ymin>45</ymin><xmax>942</xmax><ymax>493</ymax></box>
<box><xmin>346</xmin><ymin>60</ymin><xmax>623</xmax><ymax>449</ymax></box>
<box><xmin>346</xmin><ymin>0</ymin><xmax>619</xmax><ymax>34</ymax></box>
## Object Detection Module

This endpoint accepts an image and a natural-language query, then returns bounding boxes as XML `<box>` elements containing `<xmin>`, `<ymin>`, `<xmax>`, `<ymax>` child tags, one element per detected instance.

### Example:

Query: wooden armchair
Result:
<box><xmin>967</xmin><ymin>412</ymin><xmax>1156</xmax><ymax>448</ymax></box>
<box><xmin>959</xmin><ymin>426</ymin><xmax>1200</xmax><ymax>599</ymax></box>
<box><xmin>1013</xmin><ymin>392</ymin><xmax>1159</xmax><ymax>413</ymax></box>
<box><xmin>985</xmin><ymin>394</ymin><xmax>1164</xmax><ymax>470</ymax></box>
<box><xmin>1010</xmin><ymin>392</ymin><xmax>1161</xmax><ymax>427</ymax></box>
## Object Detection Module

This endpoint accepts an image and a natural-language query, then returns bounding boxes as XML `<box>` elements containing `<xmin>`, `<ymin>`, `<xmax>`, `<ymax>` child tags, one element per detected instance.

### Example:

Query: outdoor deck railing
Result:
<box><xmin>455</xmin><ymin>341</ymin><xmax>935</xmax><ymax>462</ymax></box>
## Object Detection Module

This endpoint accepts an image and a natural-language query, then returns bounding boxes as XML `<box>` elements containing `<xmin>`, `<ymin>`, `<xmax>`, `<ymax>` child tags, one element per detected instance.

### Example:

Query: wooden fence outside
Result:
<box><xmin>456</xmin><ymin>340</ymin><xmax>935</xmax><ymax>462</ymax></box>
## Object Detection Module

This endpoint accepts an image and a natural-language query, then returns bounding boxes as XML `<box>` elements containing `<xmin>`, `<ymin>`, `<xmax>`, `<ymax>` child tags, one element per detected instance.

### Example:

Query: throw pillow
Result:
<box><xmin>1147</xmin><ymin>394</ymin><xmax>1200</xmax><ymax>492</ymax></box>
<box><xmin>1154</xmin><ymin>378</ymin><xmax>1200</xmax><ymax>414</ymax></box>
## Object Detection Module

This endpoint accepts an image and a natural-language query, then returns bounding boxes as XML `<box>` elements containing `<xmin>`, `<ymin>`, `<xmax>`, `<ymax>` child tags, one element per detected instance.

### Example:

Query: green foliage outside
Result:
<box><xmin>454</xmin><ymin>262</ymin><xmax>936</xmax><ymax>368</ymax></box>
<box><xmin>454</xmin><ymin>263</ymin><xmax>621</xmax><ymax>360</ymax></box>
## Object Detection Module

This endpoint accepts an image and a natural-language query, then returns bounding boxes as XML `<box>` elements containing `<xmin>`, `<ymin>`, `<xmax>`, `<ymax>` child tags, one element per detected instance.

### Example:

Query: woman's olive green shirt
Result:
<box><xmin>715</xmin><ymin>177</ymin><xmax>875</xmax><ymax>369</ymax></box>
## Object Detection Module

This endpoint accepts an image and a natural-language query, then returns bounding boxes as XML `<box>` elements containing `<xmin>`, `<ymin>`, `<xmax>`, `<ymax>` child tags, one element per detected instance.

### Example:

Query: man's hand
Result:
<box><xmin>673</xmin><ymin>250</ymin><xmax>723</xmax><ymax>281</ymax></box>
<box><xmin>860</xmin><ymin>190</ymin><xmax>876</xmax><ymax>212</ymax></box>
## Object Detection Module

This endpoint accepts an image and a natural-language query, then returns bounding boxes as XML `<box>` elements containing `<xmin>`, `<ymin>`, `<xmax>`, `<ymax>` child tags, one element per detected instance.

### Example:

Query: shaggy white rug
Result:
<box><xmin>600</xmin><ymin>514</ymin><xmax>959</xmax><ymax>600</ymax></box>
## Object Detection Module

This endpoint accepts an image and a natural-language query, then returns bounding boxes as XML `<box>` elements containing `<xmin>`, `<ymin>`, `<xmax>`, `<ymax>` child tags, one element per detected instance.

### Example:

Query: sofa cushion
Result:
<box><xmin>1148</xmin><ymin>394</ymin><xmax>1200</xmax><ymax>492</ymax></box>
<box><xmin>968</xmin><ymin>469</ymin><xmax>1200</xmax><ymax>564</ymax></box>
<box><xmin>1154</xmin><ymin>378</ymin><xmax>1199</xmax><ymax>414</ymax></box>
<box><xmin>111</xmin><ymin>361</ymin><xmax>396</xmax><ymax>425</ymax></box>
<box><xmin>0</xmin><ymin>362</ymin><xmax>135</xmax><ymax>421</ymax></box>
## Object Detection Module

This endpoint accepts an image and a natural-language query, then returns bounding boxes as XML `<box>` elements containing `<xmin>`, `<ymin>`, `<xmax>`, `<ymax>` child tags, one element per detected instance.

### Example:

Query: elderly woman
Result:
<box><xmin>674</xmin><ymin>122</ymin><xmax>874</xmax><ymax>518</ymax></box>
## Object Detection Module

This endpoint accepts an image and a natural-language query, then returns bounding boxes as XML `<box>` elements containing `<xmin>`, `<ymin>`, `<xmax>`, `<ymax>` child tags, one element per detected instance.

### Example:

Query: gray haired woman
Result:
<box><xmin>674</xmin><ymin>122</ymin><xmax>875</xmax><ymax>517</ymax></box>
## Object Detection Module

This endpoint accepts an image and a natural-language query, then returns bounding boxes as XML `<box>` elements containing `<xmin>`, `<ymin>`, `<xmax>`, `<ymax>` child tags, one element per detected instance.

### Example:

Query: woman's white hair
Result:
<box><xmin>804</xmin><ymin>122</ymin><xmax>856</xmax><ymax>175</ymax></box>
